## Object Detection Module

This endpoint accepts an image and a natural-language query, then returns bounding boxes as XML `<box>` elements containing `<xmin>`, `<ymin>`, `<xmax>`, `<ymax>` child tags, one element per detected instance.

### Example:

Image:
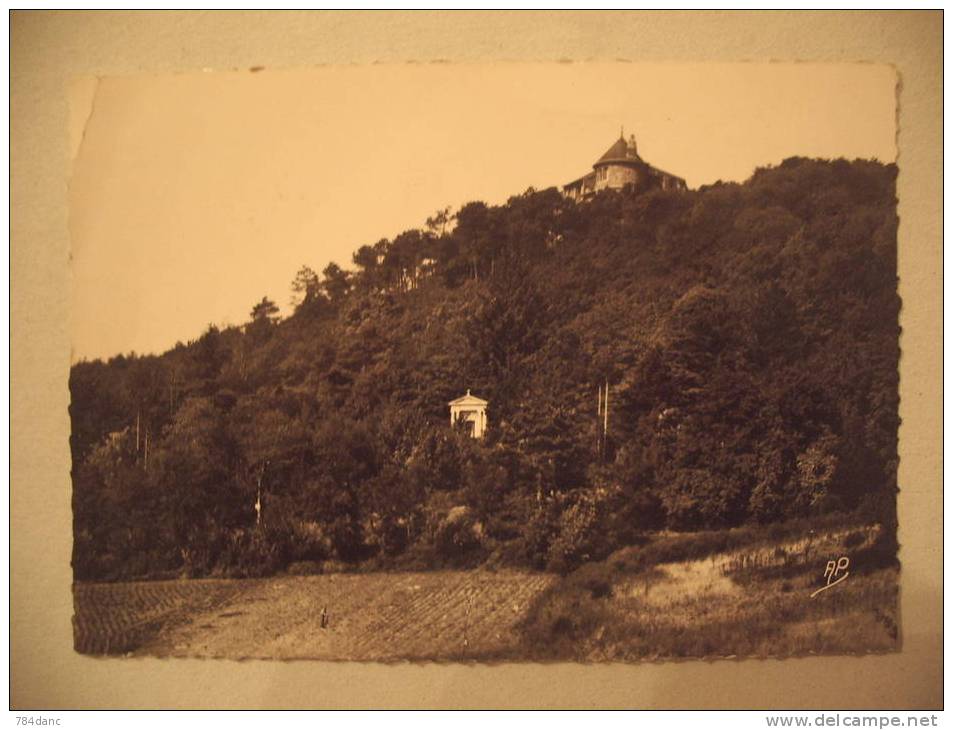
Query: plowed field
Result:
<box><xmin>74</xmin><ymin>570</ymin><xmax>554</xmax><ymax>661</ymax></box>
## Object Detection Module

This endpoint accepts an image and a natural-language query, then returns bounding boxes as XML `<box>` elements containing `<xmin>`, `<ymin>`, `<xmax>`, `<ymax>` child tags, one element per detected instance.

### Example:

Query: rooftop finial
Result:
<box><xmin>620</xmin><ymin>125</ymin><xmax>624</xmax><ymax>139</ymax></box>
<box><xmin>466</xmin><ymin>388</ymin><xmax>471</xmax><ymax>396</ymax></box>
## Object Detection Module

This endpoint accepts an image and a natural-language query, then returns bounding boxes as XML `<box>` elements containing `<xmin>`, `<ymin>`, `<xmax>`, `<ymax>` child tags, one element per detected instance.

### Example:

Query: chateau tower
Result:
<box><xmin>563</xmin><ymin>133</ymin><xmax>686</xmax><ymax>201</ymax></box>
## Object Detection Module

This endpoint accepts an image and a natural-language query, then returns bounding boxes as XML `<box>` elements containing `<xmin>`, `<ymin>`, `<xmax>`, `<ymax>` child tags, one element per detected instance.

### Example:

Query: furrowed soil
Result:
<box><xmin>75</xmin><ymin>570</ymin><xmax>555</xmax><ymax>661</ymax></box>
<box><xmin>73</xmin><ymin>523</ymin><xmax>899</xmax><ymax>661</ymax></box>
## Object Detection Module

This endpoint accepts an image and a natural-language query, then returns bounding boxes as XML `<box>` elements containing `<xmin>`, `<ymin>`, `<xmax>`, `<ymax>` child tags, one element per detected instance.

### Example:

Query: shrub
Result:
<box><xmin>434</xmin><ymin>508</ymin><xmax>485</xmax><ymax>567</ymax></box>
<box><xmin>520</xmin><ymin>499</ymin><xmax>562</xmax><ymax>570</ymax></box>
<box><xmin>659</xmin><ymin>469</ymin><xmax>746</xmax><ymax>529</ymax></box>
<box><xmin>286</xmin><ymin>560</ymin><xmax>322</xmax><ymax>576</ymax></box>
<box><xmin>328</xmin><ymin>517</ymin><xmax>365</xmax><ymax>561</ymax></box>
<box><xmin>842</xmin><ymin>530</ymin><xmax>867</xmax><ymax>549</ymax></box>
<box><xmin>585</xmin><ymin>578</ymin><xmax>613</xmax><ymax>599</ymax></box>
<box><xmin>215</xmin><ymin>528</ymin><xmax>286</xmax><ymax>578</ymax></box>
<box><xmin>287</xmin><ymin>521</ymin><xmax>330</xmax><ymax>562</ymax></box>
<box><xmin>320</xmin><ymin>559</ymin><xmax>348</xmax><ymax>574</ymax></box>
<box><xmin>545</xmin><ymin>489</ymin><xmax>615</xmax><ymax>574</ymax></box>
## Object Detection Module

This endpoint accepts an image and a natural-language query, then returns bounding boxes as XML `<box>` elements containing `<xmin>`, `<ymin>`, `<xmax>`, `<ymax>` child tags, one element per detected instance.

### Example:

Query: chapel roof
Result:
<box><xmin>448</xmin><ymin>389</ymin><xmax>488</xmax><ymax>406</ymax></box>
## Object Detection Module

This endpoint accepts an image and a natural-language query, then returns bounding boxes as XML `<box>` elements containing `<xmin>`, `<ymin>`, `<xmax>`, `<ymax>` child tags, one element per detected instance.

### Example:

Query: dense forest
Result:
<box><xmin>70</xmin><ymin>157</ymin><xmax>900</xmax><ymax>581</ymax></box>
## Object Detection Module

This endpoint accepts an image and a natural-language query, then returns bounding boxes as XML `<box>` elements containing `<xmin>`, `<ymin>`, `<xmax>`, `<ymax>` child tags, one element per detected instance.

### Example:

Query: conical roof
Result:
<box><xmin>595</xmin><ymin>135</ymin><xmax>640</xmax><ymax>165</ymax></box>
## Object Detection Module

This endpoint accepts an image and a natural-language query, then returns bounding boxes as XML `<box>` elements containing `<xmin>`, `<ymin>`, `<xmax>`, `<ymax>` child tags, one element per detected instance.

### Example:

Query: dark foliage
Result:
<box><xmin>70</xmin><ymin>158</ymin><xmax>899</xmax><ymax>580</ymax></box>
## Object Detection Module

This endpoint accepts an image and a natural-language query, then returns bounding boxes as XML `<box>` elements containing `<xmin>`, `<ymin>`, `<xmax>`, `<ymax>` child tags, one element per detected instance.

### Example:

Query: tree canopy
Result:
<box><xmin>71</xmin><ymin>157</ymin><xmax>899</xmax><ymax>580</ymax></box>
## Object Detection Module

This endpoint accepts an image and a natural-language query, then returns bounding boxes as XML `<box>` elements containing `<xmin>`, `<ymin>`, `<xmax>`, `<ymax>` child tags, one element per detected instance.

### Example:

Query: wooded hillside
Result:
<box><xmin>70</xmin><ymin>157</ymin><xmax>900</xmax><ymax>580</ymax></box>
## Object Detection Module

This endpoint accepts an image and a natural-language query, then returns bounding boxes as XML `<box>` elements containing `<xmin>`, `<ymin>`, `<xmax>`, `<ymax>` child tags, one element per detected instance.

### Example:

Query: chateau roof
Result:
<box><xmin>651</xmin><ymin>165</ymin><xmax>686</xmax><ymax>184</ymax></box>
<box><xmin>565</xmin><ymin>171</ymin><xmax>596</xmax><ymax>189</ymax></box>
<box><xmin>595</xmin><ymin>135</ymin><xmax>641</xmax><ymax>166</ymax></box>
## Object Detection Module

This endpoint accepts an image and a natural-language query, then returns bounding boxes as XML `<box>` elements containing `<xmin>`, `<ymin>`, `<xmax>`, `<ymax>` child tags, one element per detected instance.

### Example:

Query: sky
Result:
<box><xmin>69</xmin><ymin>62</ymin><xmax>897</xmax><ymax>362</ymax></box>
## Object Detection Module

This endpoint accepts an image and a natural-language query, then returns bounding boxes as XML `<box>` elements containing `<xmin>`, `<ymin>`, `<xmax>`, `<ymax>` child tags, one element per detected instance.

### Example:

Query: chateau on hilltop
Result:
<box><xmin>563</xmin><ymin>133</ymin><xmax>687</xmax><ymax>201</ymax></box>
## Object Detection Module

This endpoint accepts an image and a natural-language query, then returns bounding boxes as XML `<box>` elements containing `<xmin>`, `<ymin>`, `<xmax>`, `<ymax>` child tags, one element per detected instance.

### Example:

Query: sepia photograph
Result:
<box><xmin>69</xmin><ymin>64</ymin><xmax>902</xmax><ymax>662</ymax></box>
<box><xmin>64</xmin><ymin>60</ymin><xmax>905</xmax><ymax>664</ymax></box>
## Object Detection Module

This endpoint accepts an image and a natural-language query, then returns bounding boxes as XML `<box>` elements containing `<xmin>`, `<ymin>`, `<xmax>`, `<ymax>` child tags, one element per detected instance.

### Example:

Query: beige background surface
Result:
<box><xmin>11</xmin><ymin>11</ymin><xmax>942</xmax><ymax>709</ymax></box>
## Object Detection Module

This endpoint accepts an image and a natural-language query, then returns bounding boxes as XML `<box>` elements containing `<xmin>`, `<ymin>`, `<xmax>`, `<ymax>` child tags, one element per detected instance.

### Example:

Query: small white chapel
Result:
<box><xmin>448</xmin><ymin>390</ymin><xmax>488</xmax><ymax>439</ymax></box>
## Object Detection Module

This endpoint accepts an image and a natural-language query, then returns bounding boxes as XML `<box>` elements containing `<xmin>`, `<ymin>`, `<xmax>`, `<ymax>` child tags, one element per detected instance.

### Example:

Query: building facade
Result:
<box><xmin>448</xmin><ymin>390</ymin><xmax>488</xmax><ymax>439</ymax></box>
<box><xmin>563</xmin><ymin>134</ymin><xmax>687</xmax><ymax>201</ymax></box>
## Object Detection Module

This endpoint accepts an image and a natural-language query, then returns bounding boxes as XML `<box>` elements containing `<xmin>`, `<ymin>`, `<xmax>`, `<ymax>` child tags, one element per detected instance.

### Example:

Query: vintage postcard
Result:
<box><xmin>66</xmin><ymin>61</ymin><xmax>903</xmax><ymax>663</ymax></box>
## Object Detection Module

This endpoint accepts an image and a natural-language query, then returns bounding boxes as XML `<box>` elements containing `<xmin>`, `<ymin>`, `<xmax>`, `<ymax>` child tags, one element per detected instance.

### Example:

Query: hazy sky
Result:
<box><xmin>69</xmin><ymin>62</ymin><xmax>896</xmax><ymax>361</ymax></box>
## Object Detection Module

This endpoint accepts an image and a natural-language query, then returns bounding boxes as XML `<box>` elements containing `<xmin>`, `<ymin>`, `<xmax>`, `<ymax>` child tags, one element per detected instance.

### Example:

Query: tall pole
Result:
<box><xmin>597</xmin><ymin>384</ymin><xmax>603</xmax><ymax>456</ymax></box>
<box><xmin>603</xmin><ymin>379</ymin><xmax>610</xmax><ymax>461</ymax></box>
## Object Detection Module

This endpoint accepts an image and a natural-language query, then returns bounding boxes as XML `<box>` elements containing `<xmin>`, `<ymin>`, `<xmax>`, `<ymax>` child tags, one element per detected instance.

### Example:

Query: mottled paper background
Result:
<box><xmin>11</xmin><ymin>10</ymin><xmax>941</xmax><ymax>708</ymax></box>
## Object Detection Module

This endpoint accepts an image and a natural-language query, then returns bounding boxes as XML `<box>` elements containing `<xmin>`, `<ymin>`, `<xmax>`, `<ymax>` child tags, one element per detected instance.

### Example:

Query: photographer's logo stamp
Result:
<box><xmin>811</xmin><ymin>556</ymin><xmax>850</xmax><ymax>598</ymax></box>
